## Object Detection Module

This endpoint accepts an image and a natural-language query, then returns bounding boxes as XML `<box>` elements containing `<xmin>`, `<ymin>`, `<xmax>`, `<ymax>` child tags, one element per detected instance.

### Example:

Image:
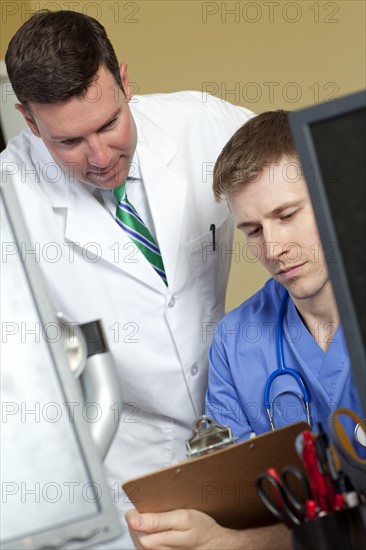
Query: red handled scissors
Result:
<box><xmin>255</xmin><ymin>465</ymin><xmax>313</xmax><ymax>528</ymax></box>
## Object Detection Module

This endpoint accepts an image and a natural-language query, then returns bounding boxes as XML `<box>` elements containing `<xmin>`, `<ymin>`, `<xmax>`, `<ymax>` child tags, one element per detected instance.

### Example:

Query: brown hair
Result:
<box><xmin>213</xmin><ymin>110</ymin><xmax>297</xmax><ymax>200</ymax></box>
<box><xmin>5</xmin><ymin>10</ymin><xmax>123</xmax><ymax>110</ymax></box>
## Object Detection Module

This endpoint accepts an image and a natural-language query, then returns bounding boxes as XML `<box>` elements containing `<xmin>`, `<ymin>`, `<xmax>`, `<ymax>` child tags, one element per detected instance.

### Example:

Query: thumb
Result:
<box><xmin>125</xmin><ymin>508</ymin><xmax>144</xmax><ymax>530</ymax></box>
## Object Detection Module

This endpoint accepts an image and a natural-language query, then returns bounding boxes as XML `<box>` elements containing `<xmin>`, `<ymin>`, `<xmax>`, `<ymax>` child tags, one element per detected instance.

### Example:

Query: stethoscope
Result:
<box><xmin>263</xmin><ymin>291</ymin><xmax>366</xmax><ymax>447</ymax></box>
<box><xmin>264</xmin><ymin>290</ymin><xmax>312</xmax><ymax>431</ymax></box>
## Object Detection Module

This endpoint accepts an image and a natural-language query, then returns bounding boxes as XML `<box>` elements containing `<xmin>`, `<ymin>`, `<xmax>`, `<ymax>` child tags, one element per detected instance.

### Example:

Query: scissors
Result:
<box><xmin>255</xmin><ymin>465</ymin><xmax>313</xmax><ymax>528</ymax></box>
<box><xmin>329</xmin><ymin>408</ymin><xmax>366</xmax><ymax>494</ymax></box>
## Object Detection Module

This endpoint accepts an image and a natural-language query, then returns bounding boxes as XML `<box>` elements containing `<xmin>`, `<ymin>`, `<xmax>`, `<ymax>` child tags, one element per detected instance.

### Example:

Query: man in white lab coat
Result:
<box><xmin>1</xmin><ymin>10</ymin><xmax>255</xmax><ymax>548</ymax></box>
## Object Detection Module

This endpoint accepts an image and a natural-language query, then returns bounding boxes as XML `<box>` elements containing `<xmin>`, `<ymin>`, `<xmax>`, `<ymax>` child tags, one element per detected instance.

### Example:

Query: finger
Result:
<box><xmin>128</xmin><ymin>528</ymin><xmax>194</xmax><ymax>550</ymax></box>
<box><xmin>125</xmin><ymin>508</ymin><xmax>193</xmax><ymax>533</ymax></box>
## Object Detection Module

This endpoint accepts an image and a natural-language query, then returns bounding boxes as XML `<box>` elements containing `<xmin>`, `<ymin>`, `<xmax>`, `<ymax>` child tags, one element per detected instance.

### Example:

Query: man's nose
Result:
<box><xmin>262</xmin><ymin>225</ymin><xmax>291</xmax><ymax>262</ymax></box>
<box><xmin>86</xmin><ymin>136</ymin><xmax>110</xmax><ymax>168</ymax></box>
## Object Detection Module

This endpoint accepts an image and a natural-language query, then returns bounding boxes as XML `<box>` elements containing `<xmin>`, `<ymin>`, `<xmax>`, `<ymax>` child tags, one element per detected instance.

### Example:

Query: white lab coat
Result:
<box><xmin>1</xmin><ymin>91</ymin><xmax>253</xmax><ymax>548</ymax></box>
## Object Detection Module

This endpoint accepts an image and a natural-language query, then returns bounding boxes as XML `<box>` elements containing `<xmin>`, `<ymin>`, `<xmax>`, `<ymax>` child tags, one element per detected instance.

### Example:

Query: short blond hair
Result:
<box><xmin>213</xmin><ymin>110</ymin><xmax>297</xmax><ymax>200</ymax></box>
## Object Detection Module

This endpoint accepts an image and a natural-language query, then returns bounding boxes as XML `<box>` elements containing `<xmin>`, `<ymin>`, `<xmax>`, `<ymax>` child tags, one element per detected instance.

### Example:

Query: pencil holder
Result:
<box><xmin>291</xmin><ymin>505</ymin><xmax>366</xmax><ymax>550</ymax></box>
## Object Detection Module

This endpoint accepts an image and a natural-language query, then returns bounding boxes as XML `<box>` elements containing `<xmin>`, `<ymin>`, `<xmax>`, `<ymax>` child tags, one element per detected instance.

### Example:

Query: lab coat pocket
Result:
<box><xmin>187</xmin><ymin>215</ymin><xmax>233</xmax><ymax>315</ymax></box>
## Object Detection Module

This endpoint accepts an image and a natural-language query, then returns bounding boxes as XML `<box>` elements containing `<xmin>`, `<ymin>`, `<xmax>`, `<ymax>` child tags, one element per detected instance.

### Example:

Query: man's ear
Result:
<box><xmin>119</xmin><ymin>61</ymin><xmax>131</xmax><ymax>102</ymax></box>
<box><xmin>15</xmin><ymin>104</ymin><xmax>41</xmax><ymax>137</ymax></box>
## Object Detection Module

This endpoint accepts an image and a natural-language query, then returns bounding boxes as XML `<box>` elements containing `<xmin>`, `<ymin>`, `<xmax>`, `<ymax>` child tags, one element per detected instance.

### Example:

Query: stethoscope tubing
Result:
<box><xmin>264</xmin><ymin>290</ymin><xmax>312</xmax><ymax>430</ymax></box>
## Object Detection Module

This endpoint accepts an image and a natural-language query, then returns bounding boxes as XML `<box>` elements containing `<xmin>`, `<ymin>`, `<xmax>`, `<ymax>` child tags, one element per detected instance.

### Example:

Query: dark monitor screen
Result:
<box><xmin>289</xmin><ymin>91</ymin><xmax>366</xmax><ymax>414</ymax></box>
<box><xmin>310</xmin><ymin>107</ymin><xmax>365</xmax><ymax>339</ymax></box>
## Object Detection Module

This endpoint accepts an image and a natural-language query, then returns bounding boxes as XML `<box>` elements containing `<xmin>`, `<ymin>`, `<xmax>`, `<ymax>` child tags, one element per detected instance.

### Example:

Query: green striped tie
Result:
<box><xmin>114</xmin><ymin>182</ymin><xmax>168</xmax><ymax>286</ymax></box>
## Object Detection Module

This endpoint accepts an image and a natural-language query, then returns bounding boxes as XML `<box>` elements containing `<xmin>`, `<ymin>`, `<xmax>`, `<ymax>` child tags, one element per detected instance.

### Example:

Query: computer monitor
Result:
<box><xmin>289</xmin><ymin>90</ymin><xmax>366</xmax><ymax>414</ymax></box>
<box><xmin>0</xmin><ymin>178</ymin><xmax>122</xmax><ymax>549</ymax></box>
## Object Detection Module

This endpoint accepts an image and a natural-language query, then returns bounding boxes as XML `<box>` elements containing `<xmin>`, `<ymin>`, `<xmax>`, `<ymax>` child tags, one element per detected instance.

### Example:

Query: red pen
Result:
<box><xmin>315</xmin><ymin>424</ymin><xmax>346</xmax><ymax>512</ymax></box>
<box><xmin>305</xmin><ymin>499</ymin><xmax>318</xmax><ymax>521</ymax></box>
<box><xmin>301</xmin><ymin>430</ymin><xmax>335</xmax><ymax>513</ymax></box>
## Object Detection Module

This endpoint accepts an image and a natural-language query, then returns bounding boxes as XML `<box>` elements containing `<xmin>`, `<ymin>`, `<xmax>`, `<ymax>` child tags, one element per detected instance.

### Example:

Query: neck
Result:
<box><xmin>291</xmin><ymin>282</ymin><xmax>340</xmax><ymax>352</ymax></box>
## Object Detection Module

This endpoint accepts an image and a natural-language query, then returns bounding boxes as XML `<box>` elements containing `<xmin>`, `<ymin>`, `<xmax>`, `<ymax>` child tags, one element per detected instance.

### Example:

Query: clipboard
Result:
<box><xmin>122</xmin><ymin>421</ymin><xmax>308</xmax><ymax>529</ymax></box>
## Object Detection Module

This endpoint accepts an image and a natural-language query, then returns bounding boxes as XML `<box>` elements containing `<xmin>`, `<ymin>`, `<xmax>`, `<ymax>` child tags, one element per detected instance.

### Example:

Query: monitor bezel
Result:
<box><xmin>0</xmin><ymin>177</ymin><xmax>122</xmax><ymax>549</ymax></box>
<box><xmin>289</xmin><ymin>90</ymin><xmax>366</xmax><ymax>414</ymax></box>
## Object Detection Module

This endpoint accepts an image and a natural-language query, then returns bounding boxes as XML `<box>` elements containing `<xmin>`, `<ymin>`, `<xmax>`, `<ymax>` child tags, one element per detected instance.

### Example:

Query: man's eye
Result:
<box><xmin>281</xmin><ymin>211</ymin><xmax>296</xmax><ymax>221</ymax></box>
<box><xmin>247</xmin><ymin>227</ymin><xmax>261</xmax><ymax>237</ymax></box>
<box><xmin>60</xmin><ymin>138</ymin><xmax>79</xmax><ymax>146</ymax></box>
<box><xmin>105</xmin><ymin>118</ymin><xmax>117</xmax><ymax>129</ymax></box>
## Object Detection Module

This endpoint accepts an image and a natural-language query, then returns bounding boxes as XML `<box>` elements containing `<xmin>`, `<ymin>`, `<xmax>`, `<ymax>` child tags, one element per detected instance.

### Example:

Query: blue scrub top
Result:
<box><xmin>206</xmin><ymin>279</ymin><xmax>363</xmax><ymax>449</ymax></box>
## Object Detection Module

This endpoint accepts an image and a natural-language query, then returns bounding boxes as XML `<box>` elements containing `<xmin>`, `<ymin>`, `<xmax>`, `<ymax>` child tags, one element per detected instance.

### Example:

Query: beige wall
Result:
<box><xmin>1</xmin><ymin>0</ymin><xmax>365</xmax><ymax>310</ymax></box>
<box><xmin>0</xmin><ymin>2</ymin><xmax>30</xmax><ymax>58</ymax></box>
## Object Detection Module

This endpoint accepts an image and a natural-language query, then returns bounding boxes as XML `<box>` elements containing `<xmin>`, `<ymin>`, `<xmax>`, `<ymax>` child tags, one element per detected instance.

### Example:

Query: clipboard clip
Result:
<box><xmin>186</xmin><ymin>415</ymin><xmax>237</xmax><ymax>458</ymax></box>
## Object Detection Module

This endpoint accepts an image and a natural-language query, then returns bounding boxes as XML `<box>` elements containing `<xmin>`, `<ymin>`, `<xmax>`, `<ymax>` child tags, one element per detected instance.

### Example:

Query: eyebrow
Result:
<box><xmin>237</xmin><ymin>200</ymin><xmax>306</xmax><ymax>230</ymax></box>
<box><xmin>50</xmin><ymin>107</ymin><xmax>122</xmax><ymax>141</ymax></box>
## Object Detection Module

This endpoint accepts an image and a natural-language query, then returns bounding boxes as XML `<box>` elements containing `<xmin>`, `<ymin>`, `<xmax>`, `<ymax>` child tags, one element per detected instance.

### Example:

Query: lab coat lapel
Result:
<box><xmin>134</xmin><ymin>111</ymin><xmax>187</xmax><ymax>288</ymax></box>
<box><xmin>63</xmin><ymin>180</ymin><xmax>160</xmax><ymax>288</ymax></box>
<box><xmin>137</xmin><ymin>145</ymin><xmax>186</xmax><ymax>288</ymax></box>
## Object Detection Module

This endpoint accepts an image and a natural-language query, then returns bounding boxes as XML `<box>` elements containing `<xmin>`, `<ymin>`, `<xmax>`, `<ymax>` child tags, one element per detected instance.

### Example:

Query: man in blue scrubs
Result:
<box><xmin>126</xmin><ymin>110</ymin><xmax>363</xmax><ymax>549</ymax></box>
<box><xmin>206</xmin><ymin>109</ymin><xmax>363</xmax><ymax>442</ymax></box>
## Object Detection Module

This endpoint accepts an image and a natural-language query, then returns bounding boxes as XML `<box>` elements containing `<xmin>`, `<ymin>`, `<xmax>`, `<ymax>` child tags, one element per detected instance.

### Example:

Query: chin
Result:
<box><xmin>288</xmin><ymin>281</ymin><xmax>328</xmax><ymax>301</ymax></box>
<box><xmin>85</xmin><ymin>175</ymin><xmax>124</xmax><ymax>190</ymax></box>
